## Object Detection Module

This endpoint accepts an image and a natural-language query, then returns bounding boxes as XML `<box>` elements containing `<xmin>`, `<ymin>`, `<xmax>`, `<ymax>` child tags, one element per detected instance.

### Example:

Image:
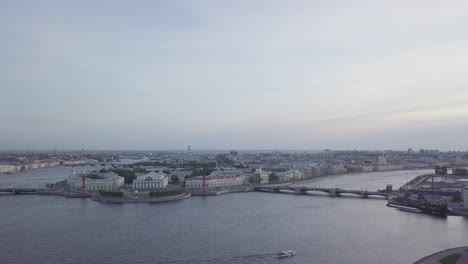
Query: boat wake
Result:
<box><xmin>155</xmin><ymin>253</ymin><xmax>276</xmax><ymax>264</ymax></box>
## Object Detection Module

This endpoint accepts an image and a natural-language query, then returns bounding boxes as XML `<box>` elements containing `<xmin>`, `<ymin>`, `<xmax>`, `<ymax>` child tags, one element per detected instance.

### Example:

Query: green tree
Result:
<box><xmin>453</xmin><ymin>168</ymin><xmax>468</xmax><ymax>176</ymax></box>
<box><xmin>268</xmin><ymin>173</ymin><xmax>279</xmax><ymax>183</ymax></box>
<box><xmin>111</xmin><ymin>169</ymin><xmax>137</xmax><ymax>184</ymax></box>
<box><xmin>133</xmin><ymin>167</ymin><xmax>149</xmax><ymax>174</ymax></box>
<box><xmin>171</xmin><ymin>175</ymin><xmax>180</xmax><ymax>183</ymax></box>
<box><xmin>99</xmin><ymin>168</ymin><xmax>109</xmax><ymax>173</ymax></box>
<box><xmin>99</xmin><ymin>190</ymin><xmax>124</xmax><ymax>198</ymax></box>
<box><xmin>85</xmin><ymin>173</ymin><xmax>104</xmax><ymax>179</ymax></box>
<box><xmin>441</xmin><ymin>166</ymin><xmax>448</xmax><ymax>175</ymax></box>
<box><xmin>250</xmin><ymin>173</ymin><xmax>261</xmax><ymax>184</ymax></box>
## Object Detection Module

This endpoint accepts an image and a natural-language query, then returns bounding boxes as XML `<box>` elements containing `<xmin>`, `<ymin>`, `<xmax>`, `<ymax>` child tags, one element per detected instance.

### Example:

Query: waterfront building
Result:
<box><xmin>68</xmin><ymin>172</ymin><xmax>124</xmax><ymax>192</ymax></box>
<box><xmin>326</xmin><ymin>165</ymin><xmax>347</xmax><ymax>175</ymax></box>
<box><xmin>61</xmin><ymin>159</ymin><xmax>98</xmax><ymax>166</ymax></box>
<box><xmin>186</xmin><ymin>175</ymin><xmax>243</xmax><ymax>189</ymax></box>
<box><xmin>378</xmin><ymin>154</ymin><xmax>387</xmax><ymax>166</ymax></box>
<box><xmin>253</xmin><ymin>168</ymin><xmax>270</xmax><ymax>184</ymax></box>
<box><xmin>0</xmin><ymin>164</ymin><xmax>17</xmax><ymax>174</ymax></box>
<box><xmin>133</xmin><ymin>171</ymin><xmax>168</xmax><ymax>190</ymax></box>
<box><xmin>346</xmin><ymin>165</ymin><xmax>364</xmax><ymax>173</ymax></box>
<box><xmin>304</xmin><ymin>165</ymin><xmax>321</xmax><ymax>178</ymax></box>
<box><xmin>284</xmin><ymin>170</ymin><xmax>304</xmax><ymax>181</ymax></box>
<box><xmin>374</xmin><ymin>165</ymin><xmax>404</xmax><ymax>171</ymax></box>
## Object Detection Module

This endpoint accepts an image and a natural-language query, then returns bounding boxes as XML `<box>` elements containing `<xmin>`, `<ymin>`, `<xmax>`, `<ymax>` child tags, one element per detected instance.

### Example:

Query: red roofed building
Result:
<box><xmin>186</xmin><ymin>175</ymin><xmax>243</xmax><ymax>189</ymax></box>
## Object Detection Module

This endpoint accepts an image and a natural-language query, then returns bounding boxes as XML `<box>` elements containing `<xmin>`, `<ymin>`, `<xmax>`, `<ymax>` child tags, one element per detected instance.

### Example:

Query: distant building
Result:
<box><xmin>255</xmin><ymin>168</ymin><xmax>270</xmax><ymax>184</ymax></box>
<box><xmin>378</xmin><ymin>154</ymin><xmax>387</xmax><ymax>166</ymax></box>
<box><xmin>0</xmin><ymin>164</ymin><xmax>17</xmax><ymax>174</ymax></box>
<box><xmin>325</xmin><ymin>165</ymin><xmax>347</xmax><ymax>175</ymax></box>
<box><xmin>133</xmin><ymin>171</ymin><xmax>168</xmax><ymax>190</ymax></box>
<box><xmin>347</xmin><ymin>165</ymin><xmax>364</xmax><ymax>173</ymax></box>
<box><xmin>210</xmin><ymin>168</ymin><xmax>243</xmax><ymax>177</ymax></box>
<box><xmin>374</xmin><ymin>165</ymin><xmax>403</xmax><ymax>171</ymax></box>
<box><xmin>186</xmin><ymin>175</ymin><xmax>243</xmax><ymax>189</ymax></box>
<box><xmin>304</xmin><ymin>165</ymin><xmax>321</xmax><ymax>178</ymax></box>
<box><xmin>284</xmin><ymin>170</ymin><xmax>304</xmax><ymax>181</ymax></box>
<box><xmin>68</xmin><ymin>172</ymin><xmax>124</xmax><ymax>192</ymax></box>
<box><xmin>172</xmin><ymin>170</ymin><xmax>192</xmax><ymax>182</ymax></box>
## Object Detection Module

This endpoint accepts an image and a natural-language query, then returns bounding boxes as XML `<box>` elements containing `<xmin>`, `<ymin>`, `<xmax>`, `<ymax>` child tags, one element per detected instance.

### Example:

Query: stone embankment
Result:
<box><xmin>190</xmin><ymin>187</ymin><xmax>251</xmax><ymax>196</ymax></box>
<box><xmin>37</xmin><ymin>190</ymin><xmax>92</xmax><ymax>198</ymax></box>
<box><xmin>92</xmin><ymin>192</ymin><xmax>191</xmax><ymax>203</ymax></box>
<box><xmin>414</xmin><ymin>246</ymin><xmax>468</xmax><ymax>264</ymax></box>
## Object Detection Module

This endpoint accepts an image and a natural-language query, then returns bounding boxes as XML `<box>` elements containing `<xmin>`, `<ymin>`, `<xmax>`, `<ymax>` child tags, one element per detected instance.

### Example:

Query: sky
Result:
<box><xmin>1</xmin><ymin>0</ymin><xmax>468</xmax><ymax>151</ymax></box>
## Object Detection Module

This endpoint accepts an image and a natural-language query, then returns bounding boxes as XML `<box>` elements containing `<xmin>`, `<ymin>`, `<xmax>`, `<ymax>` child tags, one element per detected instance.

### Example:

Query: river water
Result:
<box><xmin>1</xmin><ymin>168</ymin><xmax>467</xmax><ymax>264</ymax></box>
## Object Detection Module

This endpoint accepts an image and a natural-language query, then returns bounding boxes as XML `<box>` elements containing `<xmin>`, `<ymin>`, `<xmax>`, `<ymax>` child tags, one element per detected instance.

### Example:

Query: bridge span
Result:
<box><xmin>0</xmin><ymin>188</ymin><xmax>91</xmax><ymax>198</ymax></box>
<box><xmin>0</xmin><ymin>188</ymin><xmax>43</xmax><ymax>194</ymax></box>
<box><xmin>253</xmin><ymin>186</ymin><xmax>392</xmax><ymax>199</ymax></box>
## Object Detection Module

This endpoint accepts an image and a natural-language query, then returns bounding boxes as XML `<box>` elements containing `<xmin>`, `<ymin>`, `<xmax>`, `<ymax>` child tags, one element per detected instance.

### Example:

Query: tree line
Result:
<box><xmin>434</xmin><ymin>165</ymin><xmax>448</xmax><ymax>175</ymax></box>
<box><xmin>249</xmin><ymin>173</ymin><xmax>279</xmax><ymax>184</ymax></box>
<box><xmin>85</xmin><ymin>173</ymin><xmax>104</xmax><ymax>179</ymax></box>
<box><xmin>99</xmin><ymin>190</ymin><xmax>124</xmax><ymax>198</ymax></box>
<box><xmin>149</xmin><ymin>189</ymin><xmax>184</xmax><ymax>197</ymax></box>
<box><xmin>453</xmin><ymin>168</ymin><xmax>468</xmax><ymax>176</ymax></box>
<box><xmin>99</xmin><ymin>168</ymin><xmax>149</xmax><ymax>184</ymax></box>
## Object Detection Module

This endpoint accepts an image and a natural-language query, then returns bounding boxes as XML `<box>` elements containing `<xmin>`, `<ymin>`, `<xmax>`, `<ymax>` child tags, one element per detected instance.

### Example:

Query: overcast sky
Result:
<box><xmin>1</xmin><ymin>0</ymin><xmax>468</xmax><ymax>151</ymax></box>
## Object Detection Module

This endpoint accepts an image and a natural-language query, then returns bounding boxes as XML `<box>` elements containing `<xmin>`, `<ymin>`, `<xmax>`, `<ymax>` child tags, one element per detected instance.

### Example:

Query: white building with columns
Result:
<box><xmin>68</xmin><ymin>172</ymin><xmax>124</xmax><ymax>192</ymax></box>
<box><xmin>133</xmin><ymin>171</ymin><xmax>168</xmax><ymax>190</ymax></box>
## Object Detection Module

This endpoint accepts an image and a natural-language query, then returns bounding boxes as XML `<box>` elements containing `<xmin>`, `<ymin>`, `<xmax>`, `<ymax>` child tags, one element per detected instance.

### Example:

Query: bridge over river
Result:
<box><xmin>253</xmin><ymin>186</ymin><xmax>393</xmax><ymax>199</ymax></box>
<box><xmin>0</xmin><ymin>188</ymin><xmax>43</xmax><ymax>194</ymax></box>
<box><xmin>1</xmin><ymin>186</ymin><xmax>393</xmax><ymax>199</ymax></box>
<box><xmin>0</xmin><ymin>188</ymin><xmax>91</xmax><ymax>198</ymax></box>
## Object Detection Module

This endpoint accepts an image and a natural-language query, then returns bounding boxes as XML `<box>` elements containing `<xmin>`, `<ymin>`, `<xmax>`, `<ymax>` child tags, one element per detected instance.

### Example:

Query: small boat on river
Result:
<box><xmin>395</xmin><ymin>205</ymin><xmax>422</xmax><ymax>213</ymax></box>
<box><xmin>277</xmin><ymin>250</ymin><xmax>295</xmax><ymax>258</ymax></box>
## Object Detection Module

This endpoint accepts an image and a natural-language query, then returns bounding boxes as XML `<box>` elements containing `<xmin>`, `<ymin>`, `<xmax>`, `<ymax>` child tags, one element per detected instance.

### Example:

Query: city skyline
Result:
<box><xmin>2</xmin><ymin>1</ymin><xmax>468</xmax><ymax>150</ymax></box>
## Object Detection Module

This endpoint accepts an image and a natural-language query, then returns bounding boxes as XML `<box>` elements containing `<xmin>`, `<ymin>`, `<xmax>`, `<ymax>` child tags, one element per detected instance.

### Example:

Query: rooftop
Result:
<box><xmin>187</xmin><ymin>175</ymin><xmax>242</xmax><ymax>181</ymax></box>
<box><xmin>72</xmin><ymin>172</ymin><xmax>123</xmax><ymax>182</ymax></box>
<box><xmin>135</xmin><ymin>171</ymin><xmax>167</xmax><ymax>181</ymax></box>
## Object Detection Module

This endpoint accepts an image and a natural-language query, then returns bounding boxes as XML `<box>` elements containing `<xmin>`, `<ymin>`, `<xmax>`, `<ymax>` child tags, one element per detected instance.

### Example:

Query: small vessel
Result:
<box><xmin>277</xmin><ymin>250</ymin><xmax>295</xmax><ymax>258</ymax></box>
<box><xmin>395</xmin><ymin>205</ymin><xmax>422</xmax><ymax>213</ymax></box>
<box><xmin>387</xmin><ymin>195</ymin><xmax>448</xmax><ymax>216</ymax></box>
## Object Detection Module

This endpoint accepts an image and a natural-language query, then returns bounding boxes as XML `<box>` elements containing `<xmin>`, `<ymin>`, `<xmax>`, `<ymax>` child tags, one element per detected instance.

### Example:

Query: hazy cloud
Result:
<box><xmin>1</xmin><ymin>1</ymin><xmax>468</xmax><ymax>150</ymax></box>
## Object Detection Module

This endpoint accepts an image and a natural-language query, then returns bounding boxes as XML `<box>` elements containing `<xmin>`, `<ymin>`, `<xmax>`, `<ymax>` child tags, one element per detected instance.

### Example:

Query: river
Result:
<box><xmin>1</xmin><ymin>168</ymin><xmax>467</xmax><ymax>264</ymax></box>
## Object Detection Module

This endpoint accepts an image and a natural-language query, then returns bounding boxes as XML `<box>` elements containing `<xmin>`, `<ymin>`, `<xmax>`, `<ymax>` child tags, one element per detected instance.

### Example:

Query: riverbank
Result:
<box><xmin>263</xmin><ymin>169</ymin><xmax>428</xmax><ymax>188</ymax></box>
<box><xmin>414</xmin><ymin>246</ymin><xmax>468</xmax><ymax>264</ymax></box>
<box><xmin>37</xmin><ymin>190</ymin><xmax>92</xmax><ymax>198</ymax></box>
<box><xmin>191</xmin><ymin>188</ymin><xmax>251</xmax><ymax>196</ymax></box>
<box><xmin>92</xmin><ymin>192</ymin><xmax>191</xmax><ymax>203</ymax></box>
